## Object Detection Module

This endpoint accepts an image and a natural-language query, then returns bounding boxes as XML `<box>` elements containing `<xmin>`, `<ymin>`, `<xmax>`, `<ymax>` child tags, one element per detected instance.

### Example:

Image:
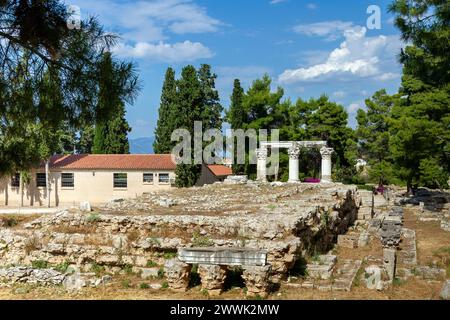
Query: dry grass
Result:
<box><xmin>0</xmin><ymin>214</ymin><xmax>42</xmax><ymax>229</ymax></box>
<box><xmin>24</xmin><ymin>234</ymin><xmax>41</xmax><ymax>254</ymax></box>
<box><xmin>51</xmin><ymin>225</ymin><xmax>95</xmax><ymax>234</ymax></box>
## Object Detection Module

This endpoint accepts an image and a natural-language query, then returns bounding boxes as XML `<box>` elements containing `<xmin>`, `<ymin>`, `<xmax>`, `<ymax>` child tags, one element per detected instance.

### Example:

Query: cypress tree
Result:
<box><xmin>226</xmin><ymin>79</ymin><xmax>246</xmax><ymax>174</ymax></box>
<box><xmin>154</xmin><ymin>67</ymin><xmax>177</xmax><ymax>154</ymax></box>
<box><xmin>198</xmin><ymin>64</ymin><xmax>223</xmax><ymax>130</ymax></box>
<box><xmin>92</xmin><ymin>52</ymin><xmax>136</xmax><ymax>154</ymax></box>
<box><xmin>93</xmin><ymin>103</ymin><xmax>131</xmax><ymax>154</ymax></box>
<box><xmin>174</xmin><ymin>65</ymin><xmax>203</xmax><ymax>187</ymax></box>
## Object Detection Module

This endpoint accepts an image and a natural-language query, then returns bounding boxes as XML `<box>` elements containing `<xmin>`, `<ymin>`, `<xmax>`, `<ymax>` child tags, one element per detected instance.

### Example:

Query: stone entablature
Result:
<box><xmin>178</xmin><ymin>247</ymin><xmax>267</xmax><ymax>266</ymax></box>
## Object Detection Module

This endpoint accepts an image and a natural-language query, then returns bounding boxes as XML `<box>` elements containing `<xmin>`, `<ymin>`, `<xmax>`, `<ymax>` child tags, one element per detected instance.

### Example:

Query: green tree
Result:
<box><xmin>356</xmin><ymin>89</ymin><xmax>397</xmax><ymax>184</ymax></box>
<box><xmin>173</xmin><ymin>65</ymin><xmax>203</xmax><ymax>187</ymax></box>
<box><xmin>92</xmin><ymin>52</ymin><xmax>137</xmax><ymax>154</ymax></box>
<box><xmin>77</xmin><ymin>124</ymin><xmax>95</xmax><ymax>154</ymax></box>
<box><xmin>0</xmin><ymin>1</ymin><xmax>137</xmax><ymax>174</ymax></box>
<box><xmin>241</xmin><ymin>75</ymin><xmax>284</xmax><ymax>178</ymax></box>
<box><xmin>226</xmin><ymin>79</ymin><xmax>246</xmax><ymax>174</ymax></box>
<box><xmin>198</xmin><ymin>64</ymin><xmax>223</xmax><ymax>130</ymax></box>
<box><xmin>388</xmin><ymin>0</ymin><xmax>450</xmax><ymax>191</ymax></box>
<box><xmin>306</xmin><ymin>95</ymin><xmax>356</xmax><ymax>168</ymax></box>
<box><xmin>93</xmin><ymin>103</ymin><xmax>131</xmax><ymax>154</ymax></box>
<box><xmin>154</xmin><ymin>67</ymin><xmax>177</xmax><ymax>154</ymax></box>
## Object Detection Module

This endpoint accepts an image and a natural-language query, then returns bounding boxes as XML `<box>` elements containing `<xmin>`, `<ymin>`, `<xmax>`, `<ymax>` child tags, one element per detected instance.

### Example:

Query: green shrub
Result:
<box><xmin>393</xmin><ymin>278</ymin><xmax>405</xmax><ymax>286</ymax></box>
<box><xmin>90</xmin><ymin>263</ymin><xmax>105</xmax><ymax>276</ymax></box>
<box><xmin>158</xmin><ymin>267</ymin><xmax>165</xmax><ymax>279</ymax></box>
<box><xmin>54</xmin><ymin>261</ymin><xmax>70</xmax><ymax>273</ymax></box>
<box><xmin>86</xmin><ymin>212</ymin><xmax>101</xmax><ymax>223</ymax></box>
<box><xmin>139</xmin><ymin>283</ymin><xmax>149</xmax><ymax>289</ymax></box>
<box><xmin>1</xmin><ymin>217</ymin><xmax>18</xmax><ymax>228</ymax></box>
<box><xmin>122</xmin><ymin>264</ymin><xmax>133</xmax><ymax>275</ymax></box>
<box><xmin>163</xmin><ymin>252</ymin><xmax>177</xmax><ymax>259</ymax></box>
<box><xmin>31</xmin><ymin>260</ymin><xmax>48</xmax><ymax>269</ymax></box>
<box><xmin>192</xmin><ymin>232</ymin><xmax>214</xmax><ymax>247</ymax></box>
<box><xmin>121</xmin><ymin>279</ymin><xmax>132</xmax><ymax>288</ymax></box>
<box><xmin>146</xmin><ymin>260</ymin><xmax>158</xmax><ymax>267</ymax></box>
<box><xmin>161</xmin><ymin>281</ymin><xmax>169</xmax><ymax>289</ymax></box>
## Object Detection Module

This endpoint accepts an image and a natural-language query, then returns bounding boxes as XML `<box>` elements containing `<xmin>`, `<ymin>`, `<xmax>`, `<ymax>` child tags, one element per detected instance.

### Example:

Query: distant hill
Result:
<box><xmin>129</xmin><ymin>137</ymin><xmax>155</xmax><ymax>154</ymax></box>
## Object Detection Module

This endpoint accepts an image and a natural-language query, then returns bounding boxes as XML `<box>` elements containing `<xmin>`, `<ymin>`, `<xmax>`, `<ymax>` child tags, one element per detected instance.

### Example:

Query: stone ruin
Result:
<box><xmin>2</xmin><ymin>181</ymin><xmax>447</xmax><ymax>298</ymax></box>
<box><xmin>0</xmin><ymin>182</ymin><xmax>363</xmax><ymax>296</ymax></box>
<box><xmin>164</xmin><ymin>247</ymin><xmax>271</xmax><ymax>297</ymax></box>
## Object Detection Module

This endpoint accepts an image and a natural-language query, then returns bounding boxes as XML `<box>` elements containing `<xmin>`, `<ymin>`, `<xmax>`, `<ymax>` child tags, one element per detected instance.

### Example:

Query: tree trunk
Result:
<box><xmin>406</xmin><ymin>178</ymin><xmax>413</xmax><ymax>196</ymax></box>
<box><xmin>46</xmin><ymin>160</ymin><xmax>51</xmax><ymax>208</ymax></box>
<box><xmin>19</xmin><ymin>172</ymin><xmax>24</xmax><ymax>208</ymax></box>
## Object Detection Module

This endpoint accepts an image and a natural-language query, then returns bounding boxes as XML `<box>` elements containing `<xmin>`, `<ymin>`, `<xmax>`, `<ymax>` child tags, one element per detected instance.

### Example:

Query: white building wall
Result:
<box><xmin>0</xmin><ymin>169</ymin><xmax>176</xmax><ymax>207</ymax></box>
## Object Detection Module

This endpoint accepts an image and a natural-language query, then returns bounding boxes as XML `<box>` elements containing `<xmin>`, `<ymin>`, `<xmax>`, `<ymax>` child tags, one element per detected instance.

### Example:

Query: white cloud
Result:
<box><xmin>71</xmin><ymin>0</ymin><xmax>220</xmax><ymax>63</ymax></box>
<box><xmin>73</xmin><ymin>0</ymin><xmax>223</xmax><ymax>42</ymax></box>
<box><xmin>306</xmin><ymin>3</ymin><xmax>318</xmax><ymax>10</ymax></box>
<box><xmin>375</xmin><ymin>72</ymin><xmax>400</xmax><ymax>81</ymax></box>
<box><xmin>293</xmin><ymin>20</ymin><xmax>355</xmax><ymax>41</ymax></box>
<box><xmin>114</xmin><ymin>41</ymin><xmax>214</xmax><ymax>62</ymax></box>
<box><xmin>279</xmin><ymin>26</ymin><xmax>403</xmax><ymax>84</ymax></box>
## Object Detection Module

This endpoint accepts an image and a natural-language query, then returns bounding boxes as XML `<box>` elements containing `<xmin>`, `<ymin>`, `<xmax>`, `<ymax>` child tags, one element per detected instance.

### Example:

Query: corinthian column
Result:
<box><xmin>320</xmin><ymin>147</ymin><xmax>334</xmax><ymax>183</ymax></box>
<box><xmin>288</xmin><ymin>143</ymin><xmax>301</xmax><ymax>183</ymax></box>
<box><xmin>256</xmin><ymin>147</ymin><xmax>268</xmax><ymax>182</ymax></box>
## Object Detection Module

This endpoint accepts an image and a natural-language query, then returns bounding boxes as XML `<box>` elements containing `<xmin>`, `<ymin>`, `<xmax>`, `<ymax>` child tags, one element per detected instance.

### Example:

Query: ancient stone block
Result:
<box><xmin>413</xmin><ymin>266</ymin><xmax>446</xmax><ymax>280</ymax></box>
<box><xmin>197</xmin><ymin>265</ymin><xmax>227</xmax><ymax>296</ymax></box>
<box><xmin>365</xmin><ymin>265</ymin><xmax>384</xmax><ymax>290</ymax></box>
<box><xmin>358</xmin><ymin>232</ymin><xmax>370</xmax><ymax>247</ymax></box>
<box><xmin>383</xmin><ymin>248</ymin><xmax>397</xmax><ymax>282</ymax></box>
<box><xmin>242</xmin><ymin>265</ymin><xmax>271</xmax><ymax>298</ymax></box>
<box><xmin>398</xmin><ymin>228</ymin><xmax>417</xmax><ymax>267</ymax></box>
<box><xmin>357</xmin><ymin>207</ymin><xmax>373</xmax><ymax>221</ymax></box>
<box><xmin>79</xmin><ymin>202</ymin><xmax>92</xmax><ymax>212</ymax></box>
<box><xmin>306</xmin><ymin>255</ymin><xmax>336</xmax><ymax>280</ymax></box>
<box><xmin>368</xmin><ymin>218</ymin><xmax>382</xmax><ymax>233</ymax></box>
<box><xmin>164</xmin><ymin>259</ymin><xmax>191</xmax><ymax>292</ymax></box>
<box><xmin>440</xmin><ymin>280</ymin><xmax>450</xmax><ymax>300</ymax></box>
<box><xmin>331</xmin><ymin>259</ymin><xmax>362</xmax><ymax>292</ymax></box>
<box><xmin>178</xmin><ymin>247</ymin><xmax>267</xmax><ymax>267</ymax></box>
<box><xmin>140</xmin><ymin>267</ymin><xmax>160</xmax><ymax>279</ymax></box>
<box><xmin>441</xmin><ymin>219</ymin><xmax>450</xmax><ymax>232</ymax></box>
<box><xmin>337</xmin><ymin>234</ymin><xmax>359</xmax><ymax>249</ymax></box>
<box><xmin>379</xmin><ymin>216</ymin><xmax>402</xmax><ymax>248</ymax></box>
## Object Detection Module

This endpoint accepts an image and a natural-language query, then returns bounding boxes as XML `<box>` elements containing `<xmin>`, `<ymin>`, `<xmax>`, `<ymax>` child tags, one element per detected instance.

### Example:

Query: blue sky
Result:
<box><xmin>69</xmin><ymin>0</ymin><xmax>404</xmax><ymax>139</ymax></box>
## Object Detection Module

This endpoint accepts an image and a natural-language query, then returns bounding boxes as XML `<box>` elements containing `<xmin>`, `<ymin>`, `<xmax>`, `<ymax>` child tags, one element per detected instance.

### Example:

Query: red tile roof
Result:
<box><xmin>43</xmin><ymin>154</ymin><xmax>176</xmax><ymax>170</ymax></box>
<box><xmin>207</xmin><ymin>165</ymin><xmax>232</xmax><ymax>177</ymax></box>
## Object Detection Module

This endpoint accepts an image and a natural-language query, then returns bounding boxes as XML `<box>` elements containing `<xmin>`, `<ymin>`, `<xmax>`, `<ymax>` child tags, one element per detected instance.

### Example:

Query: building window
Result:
<box><xmin>159</xmin><ymin>173</ymin><xmax>170</xmax><ymax>184</ymax></box>
<box><xmin>143</xmin><ymin>173</ymin><xmax>154</xmax><ymax>184</ymax></box>
<box><xmin>11</xmin><ymin>173</ymin><xmax>20</xmax><ymax>188</ymax></box>
<box><xmin>36</xmin><ymin>173</ymin><xmax>46</xmax><ymax>187</ymax></box>
<box><xmin>61</xmin><ymin>173</ymin><xmax>74</xmax><ymax>188</ymax></box>
<box><xmin>113</xmin><ymin>173</ymin><xmax>127</xmax><ymax>188</ymax></box>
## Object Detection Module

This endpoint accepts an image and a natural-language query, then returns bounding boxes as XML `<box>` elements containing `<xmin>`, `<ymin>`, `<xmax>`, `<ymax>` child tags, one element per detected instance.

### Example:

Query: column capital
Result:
<box><xmin>320</xmin><ymin>146</ymin><xmax>334</xmax><ymax>158</ymax></box>
<box><xmin>256</xmin><ymin>147</ymin><xmax>268</xmax><ymax>160</ymax></box>
<box><xmin>288</xmin><ymin>143</ymin><xmax>301</xmax><ymax>160</ymax></box>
